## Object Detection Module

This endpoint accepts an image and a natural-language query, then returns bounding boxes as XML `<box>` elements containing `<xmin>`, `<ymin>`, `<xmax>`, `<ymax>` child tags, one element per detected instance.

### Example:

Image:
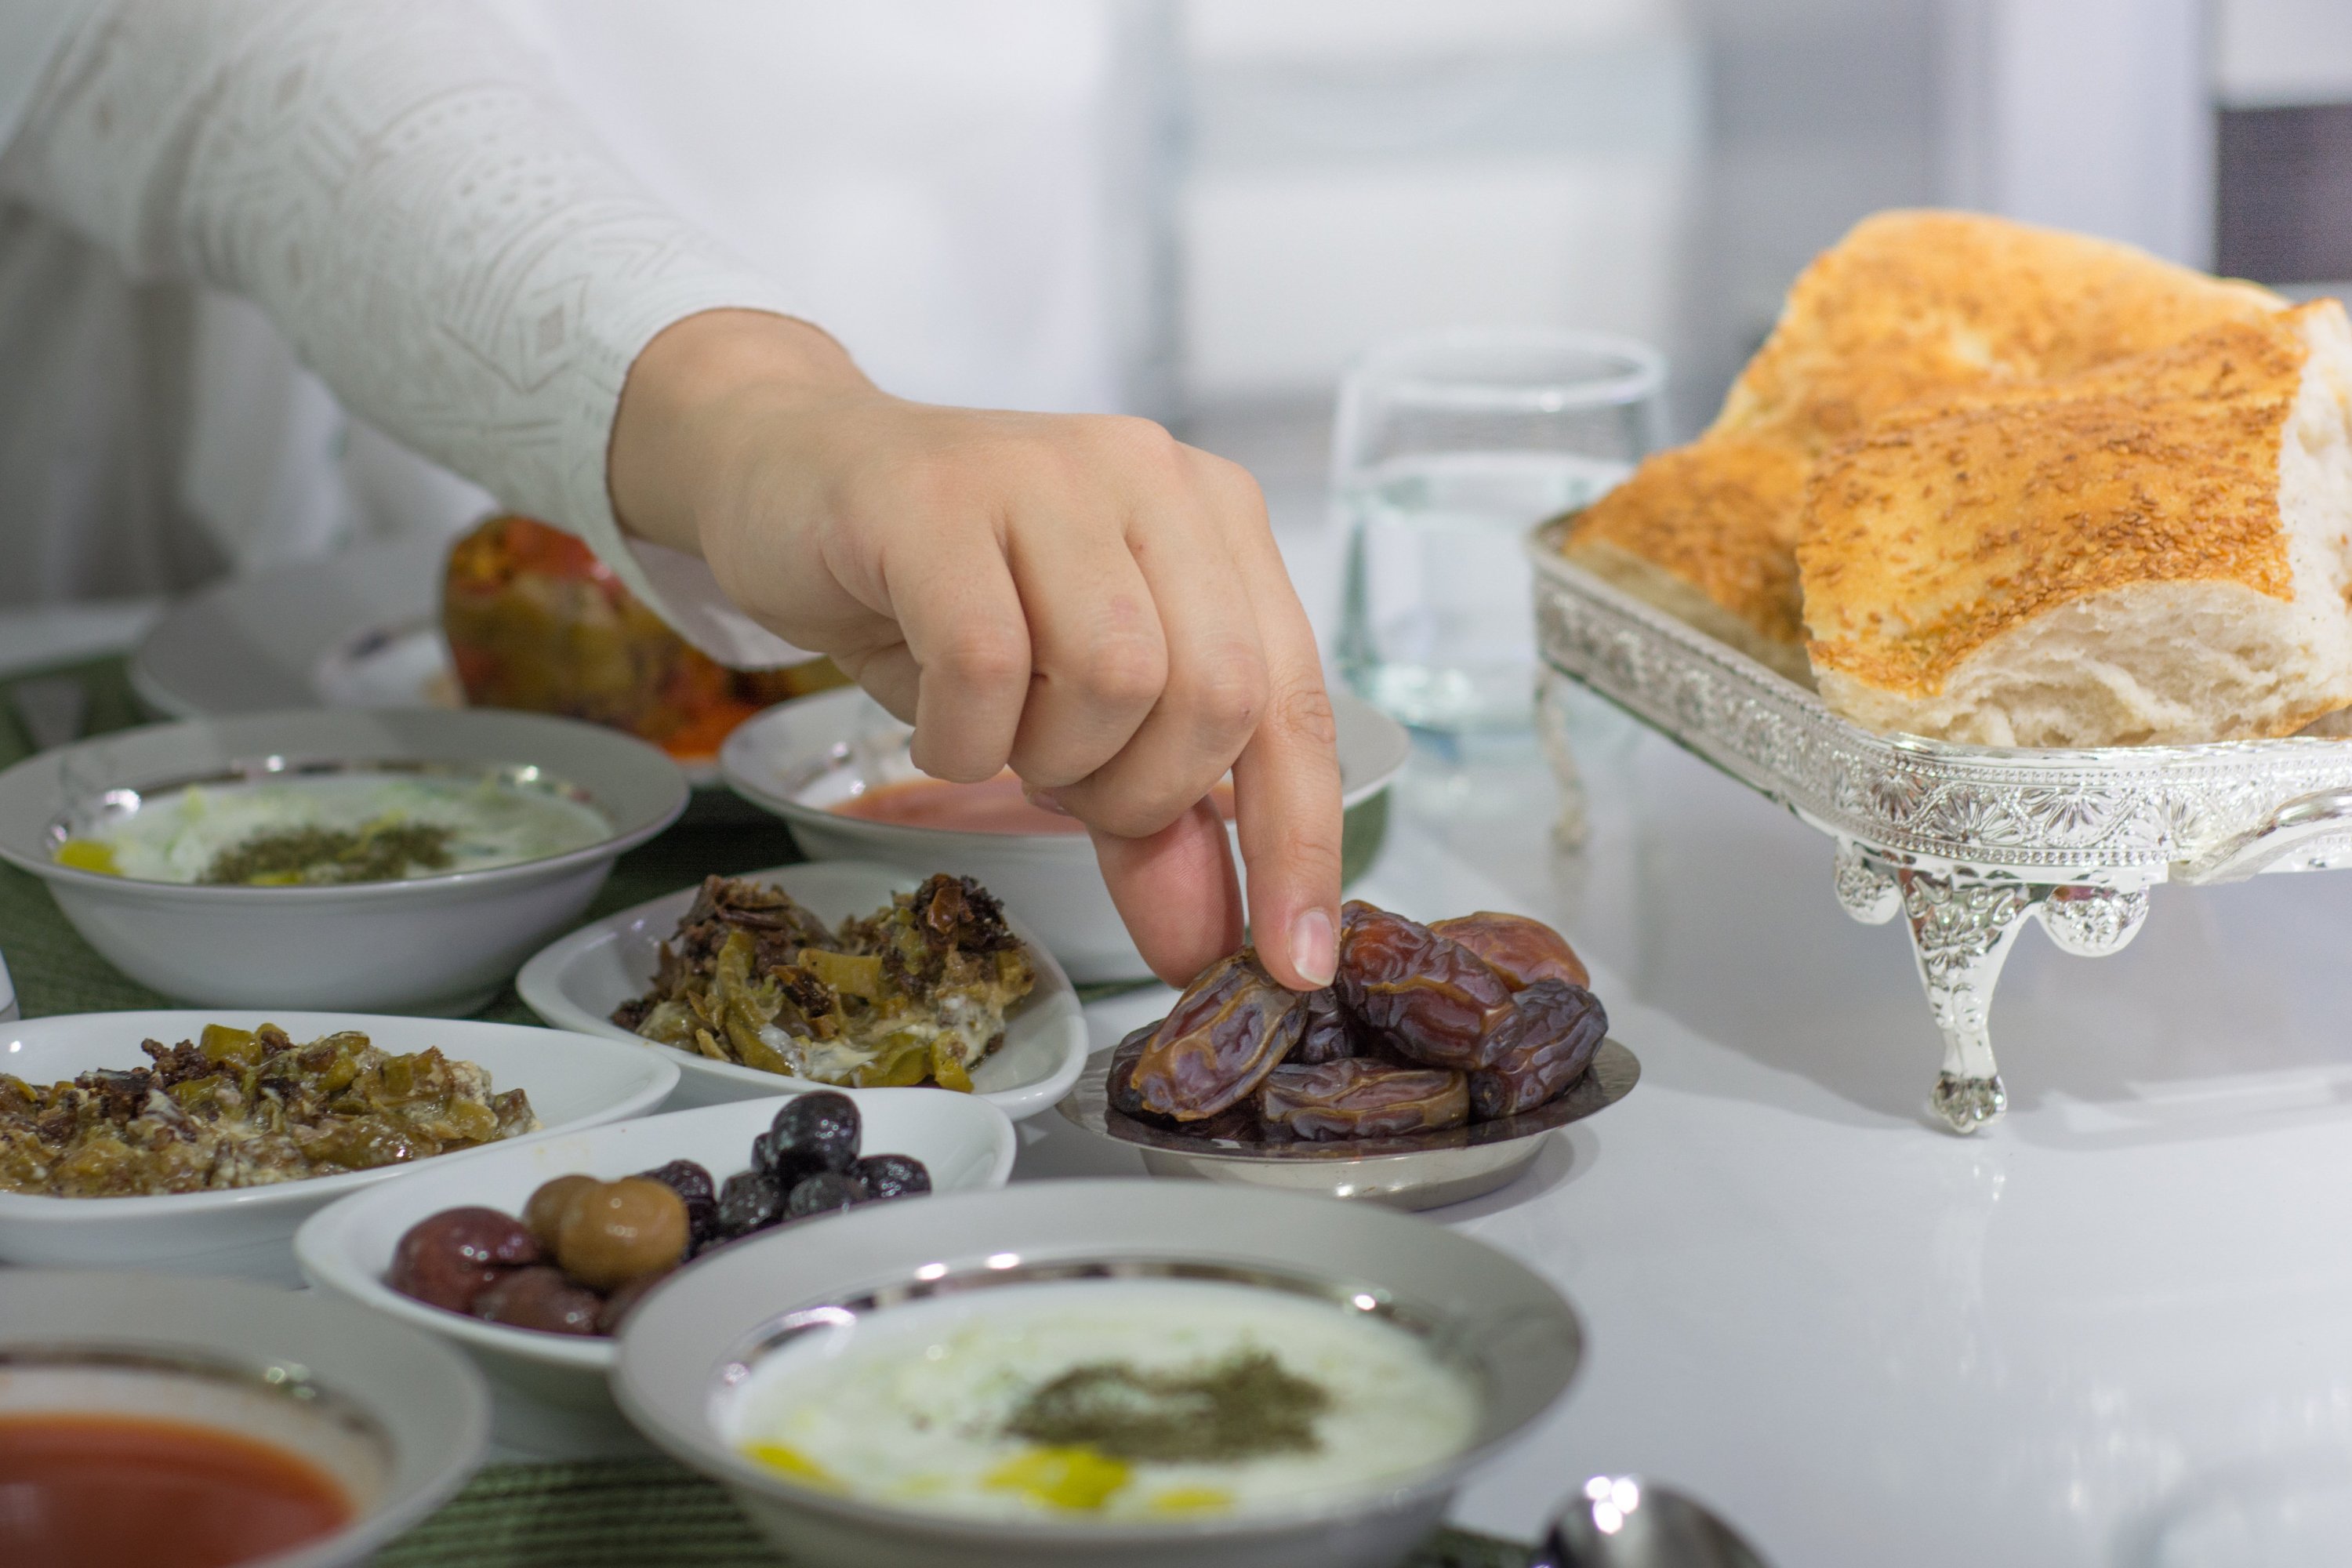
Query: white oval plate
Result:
<box><xmin>515</xmin><ymin>861</ymin><xmax>1087</xmax><ymax>1120</ymax></box>
<box><xmin>0</xmin><ymin>1010</ymin><xmax>678</xmax><ymax>1278</ymax></box>
<box><xmin>295</xmin><ymin>1091</ymin><xmax>1016</xmax><ymax>1407</ymax></box>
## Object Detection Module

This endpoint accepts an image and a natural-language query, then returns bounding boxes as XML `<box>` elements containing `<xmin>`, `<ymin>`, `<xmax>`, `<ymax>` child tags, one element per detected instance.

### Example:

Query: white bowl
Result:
<box><xmin>0</xmin><ymin>1009</ymin><xmax>678</xmax><ymax>1279</ymax></box>
<box><xmin>612</xmin><ymin>1180</ymin><xmax>1583</xmax><ymax>1568</ymax></box>
<box><xmin>719</xmin><ymin>688</ymin><xmax>1412</xmax><ymax>982</ymax></box>
<box><xmin>0</xmin><ymin>1269</ymin><xmax>488</xmax><ymax>1568</ymax></box>
<box><xmin>295</xmin><ymin>1091</ymin><xmax>1017</xmax><ymax>1414</ymax></box>
<box><xmin>0</xmin><ymin>708</ymin><xmax>688</xmax><ymax>1013</ymax></box>
<box><xmin>514</xmin><ymin>859</ymin><xmax>1087</xmax><ymax>1120</ymax></box>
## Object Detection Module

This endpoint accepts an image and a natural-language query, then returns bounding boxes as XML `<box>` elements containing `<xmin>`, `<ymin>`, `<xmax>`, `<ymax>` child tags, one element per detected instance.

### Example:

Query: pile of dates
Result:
<box><xmin>387</xmin><ymin>1091</ymin><xmax>931</xmax><ymax>1335</ymax></box>
<box><xmin>1108</xmin><ymin>902</ymin><xmax>1607</xmax><ymax>1142</ymax></box>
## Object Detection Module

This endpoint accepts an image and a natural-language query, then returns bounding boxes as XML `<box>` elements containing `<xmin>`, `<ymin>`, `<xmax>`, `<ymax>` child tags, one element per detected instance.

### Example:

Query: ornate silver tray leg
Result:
<box><xmin>1831</xmin><ymin>843</ymin><xmax>2149</xmax><ymax>1134</ymax></box>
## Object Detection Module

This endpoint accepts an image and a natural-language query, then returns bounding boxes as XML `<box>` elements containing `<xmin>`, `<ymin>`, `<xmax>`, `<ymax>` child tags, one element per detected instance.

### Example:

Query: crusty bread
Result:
<box><xmin>1798</xmin><ymin>302</ymin><xmax>2352</xmax><ymax>746</ymax></box>
<box><xmin>1563</xmin><ymin>211</ymin><xmax>2286</xmax><ymax>676</ymax></box>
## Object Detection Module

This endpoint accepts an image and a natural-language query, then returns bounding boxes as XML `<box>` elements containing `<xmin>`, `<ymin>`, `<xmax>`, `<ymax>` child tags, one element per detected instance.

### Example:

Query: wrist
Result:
<box><xmin>609</xmin><ymin>309</ymin><xmax>871</xmax><ymax>557</ymax></box>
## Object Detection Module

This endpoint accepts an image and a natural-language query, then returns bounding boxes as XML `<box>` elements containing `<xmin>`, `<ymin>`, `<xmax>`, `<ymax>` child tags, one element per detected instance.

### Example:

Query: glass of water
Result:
<box><xmin>1333</xmin><ymin>328</ymin><xmax>1665</xmax><ymax>731</ymax></box>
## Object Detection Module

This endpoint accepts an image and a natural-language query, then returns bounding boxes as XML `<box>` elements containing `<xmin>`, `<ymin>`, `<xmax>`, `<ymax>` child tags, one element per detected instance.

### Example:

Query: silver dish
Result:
<box><xmin>1057</xmin><ymin>1039</ymin><xmax>1639</xmax><ymax>1210</ymax></box>
<box><xmin>613</xmin><ymin>1180</ymin><xmax>1584</xmax><ymax>1568</ymax></box>
<box><xmin>1529</xmin><ymin>517</ymin><xmax>2352</xmax><ymax>1134</ymax></box>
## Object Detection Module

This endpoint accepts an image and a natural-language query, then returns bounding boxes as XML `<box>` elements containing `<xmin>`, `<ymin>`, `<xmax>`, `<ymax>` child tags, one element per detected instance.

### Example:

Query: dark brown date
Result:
<box><xmin>1335</xmin><ymin>902</ymin><xmax>1515</xmax><ymax>1069</ymax></box>
<box><xmin>1291</xmin><ymin>988</ymin><xmax>1356</xmax><ymax>1065</ymax></box>
<box><xmin>1129</xmin><ymin>950</ymin><xmax>1306</xmax><ymax>1120</ymax></box>
<box><xmin>1428</xmin><ymin>912</ymin><xmax>1589</xmax><ymax>992</ymax></box>
<box><xmin>1105</xmin><ymin>1023</ymin><xmax>1157</xmax><ymax>1120</ymax></box>
<box><xmin>388</xmin><ymin>1207</ymin><xmax>541</xmax><ymax>1312</ymax></box>
<box><xmin>1468</xmin><ymin>979</ymin><xmax>1607</xmax><ymax>1120</ymax></box>
<box><xmin>1258</xmin><ymin>1059</ymin><xmax>1469</xmax><ymax>1141</ymax></box>
<box><xmin>471</xmin><ymin>1265</ymin><xmax>604</xmax><ymax>1336</ymax></box>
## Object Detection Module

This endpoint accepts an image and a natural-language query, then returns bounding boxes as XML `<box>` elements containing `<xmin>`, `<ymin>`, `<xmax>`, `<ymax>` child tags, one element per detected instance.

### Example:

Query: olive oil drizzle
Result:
<box><xmin>1003</xmin><ymin>1350</ymin><xmax>1331</xmax><ymax>1463</ymax></box>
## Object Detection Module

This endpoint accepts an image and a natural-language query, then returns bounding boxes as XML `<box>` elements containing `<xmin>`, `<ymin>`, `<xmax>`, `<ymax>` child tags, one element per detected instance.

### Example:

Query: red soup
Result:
<box><xmin>833</xmin><ymin>771</ymin><xmax>1237</xmax><ymax>835</ymax></box>
<box><xmin>0</xmin><ymin>1414</ymin><xmax>353</xmax><ymax>1568</ymax></box>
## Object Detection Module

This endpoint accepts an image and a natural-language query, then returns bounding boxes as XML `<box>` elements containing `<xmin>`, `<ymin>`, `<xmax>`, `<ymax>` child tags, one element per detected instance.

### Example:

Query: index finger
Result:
<box><xmin>1219</xmin><ymin>494</ymin><xmax>1343</xmax><ymax>992</ymax></box>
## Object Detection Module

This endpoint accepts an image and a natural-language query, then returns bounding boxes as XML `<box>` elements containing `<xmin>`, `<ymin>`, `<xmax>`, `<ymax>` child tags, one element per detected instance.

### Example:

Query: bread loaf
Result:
<box><xmin>1563</xmin><ymin>212</ymin><xmax>2287</xmax><ymax>681</ymax></box>
<box><xmin>1798</xmin><ymin>303</ymin><xmax>2352</xmax><ymax>746</ymax></box>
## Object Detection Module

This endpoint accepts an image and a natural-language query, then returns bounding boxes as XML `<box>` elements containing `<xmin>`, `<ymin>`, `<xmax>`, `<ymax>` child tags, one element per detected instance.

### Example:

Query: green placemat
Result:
<box><xmin>377</xmin><ymin>1458</ymin><xmax>1534</xmax><ymax>1568</ymax></box>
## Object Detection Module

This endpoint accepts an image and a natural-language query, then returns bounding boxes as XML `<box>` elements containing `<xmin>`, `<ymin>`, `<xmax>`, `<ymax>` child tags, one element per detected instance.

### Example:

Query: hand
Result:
<box><xmin>609</xmin><ymin>310</ymin><xmax>1343</xmax><ymax>989</ymax></box>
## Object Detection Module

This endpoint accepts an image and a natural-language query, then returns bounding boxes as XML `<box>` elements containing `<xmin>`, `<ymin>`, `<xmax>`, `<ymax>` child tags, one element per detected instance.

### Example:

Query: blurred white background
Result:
<box><xmin>9</xmin><ymin>0</ymin><xmax>2352</xmax><ymax>645</ymax></box>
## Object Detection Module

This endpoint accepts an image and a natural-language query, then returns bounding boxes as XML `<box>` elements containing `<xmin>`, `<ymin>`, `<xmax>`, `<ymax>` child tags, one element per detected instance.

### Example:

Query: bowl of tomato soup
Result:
<box><xmin>720</xmin><ymin>688</ymin><xmax>1409</xmax><ymax>983</ymax></box>
<box><xmin>0</xmin><ymin>1271</ymin><xmax>487</xmax><ymax>1568</ymax></box>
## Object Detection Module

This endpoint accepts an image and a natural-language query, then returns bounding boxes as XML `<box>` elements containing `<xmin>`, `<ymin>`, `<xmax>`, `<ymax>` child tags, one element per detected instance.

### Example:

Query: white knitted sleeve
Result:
<box><xmin>0</xmin><ymin>0</ymin><xmax>806</xmax><ymax>665</ymax></box>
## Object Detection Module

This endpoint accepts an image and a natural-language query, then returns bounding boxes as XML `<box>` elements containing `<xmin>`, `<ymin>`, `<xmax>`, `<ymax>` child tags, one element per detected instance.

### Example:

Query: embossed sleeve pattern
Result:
<box><xmin>0</xmin><ymin>0</ymin><xmax>807</xmax><ymax>664</ymax></box>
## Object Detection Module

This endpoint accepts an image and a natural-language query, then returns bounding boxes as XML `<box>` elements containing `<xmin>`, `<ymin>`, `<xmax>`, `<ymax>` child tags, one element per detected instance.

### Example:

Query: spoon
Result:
<box><xmin>1531</xmin><ymin>1475</ymin><xmax>1773</xmax><ymax>1568</ymax></box>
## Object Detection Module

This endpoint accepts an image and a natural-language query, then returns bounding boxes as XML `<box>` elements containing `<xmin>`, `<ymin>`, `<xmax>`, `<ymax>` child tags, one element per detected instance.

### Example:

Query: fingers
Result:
<box><xmin>884</xmin><ymin>532</ymin><xmax>1031</xmax><ymax>782</ymax></box>
<box><xmin>1047</xmin><ymin>481</ymin><xmax>1267</xmax><ymax>834</ymax></box>
<box><xmin>1003</xmin><ymin>513</ymin><xmax>1168</xmax><ymax>788</ymax></box>
<box><xmin>1089</xmin><ymin>800</ymin><xmax>1246</xmax><ymax>987</ymax></box>
<box><xmin>1219</xmin><ymin>463</ymin><xmax>1345</xmax><ymax>991</ymax></box>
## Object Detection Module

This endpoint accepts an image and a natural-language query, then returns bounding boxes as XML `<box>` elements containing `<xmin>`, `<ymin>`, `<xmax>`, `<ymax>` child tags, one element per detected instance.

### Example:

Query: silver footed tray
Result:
<box><xmin>1530</xmin><ymin>517</ymin><xmax>2352</xmax><ymax>1134</ymax></box>
<box><xmin>1057</xmin><ymin>1038</ymin><xmax>1639</xmax><ymax>1211</ymax></box>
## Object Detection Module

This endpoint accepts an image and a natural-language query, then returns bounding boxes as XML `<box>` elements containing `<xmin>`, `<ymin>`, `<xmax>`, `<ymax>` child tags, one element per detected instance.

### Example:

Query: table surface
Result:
<box><xmin>14</xmin><ymin>621</ymin><xmax>2352</xmax><ymax>1566</ymax></box>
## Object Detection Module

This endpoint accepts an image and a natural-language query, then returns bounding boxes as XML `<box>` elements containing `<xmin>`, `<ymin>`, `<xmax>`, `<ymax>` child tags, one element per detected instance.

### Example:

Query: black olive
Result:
<box><xmin>637</xmin><ymin>1159</ymin><xmax>716</xmax><ymax>1207</ymax></box>
<box><xmin>638</xmin><ymin>1160</ymin><xmax>721</xmax><ymax>1243</ymax></box>
<box><xmin>784</xmin><ymin>1170</ymin><xmax>869</xmax><ymax>1220</ymax></box>
<box><xmin>716</xmin><ymin>1169</ymin><xmax>786</xmax><ymax>1236</ymax></box>
<box><xmin>764</xmin><ymin>1093</ymin><xmax>861</xmax><ymax>1185</ymax></box>
<box><xmin>853</xmin><ymin>1153</ymin><xmax>931</xmax><ymax>1202</ymax></box>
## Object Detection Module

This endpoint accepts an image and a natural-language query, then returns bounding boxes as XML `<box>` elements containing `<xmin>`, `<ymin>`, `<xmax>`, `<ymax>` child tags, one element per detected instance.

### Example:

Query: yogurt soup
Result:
<box><xmin>728</xmin><ymin>1277</ymin><xmax>1481</xmax><ymax>1522</ymax></box>
<box><xmin>55</xmin><ymin>771</ymin><xmax>611</xmax><ymax>886</ymax></box>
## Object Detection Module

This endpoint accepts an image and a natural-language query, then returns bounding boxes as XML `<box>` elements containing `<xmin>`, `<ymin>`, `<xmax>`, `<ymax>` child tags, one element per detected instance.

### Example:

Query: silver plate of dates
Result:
<box><xmin>1056</xmin><ymin>1037</ymin><xmax>1639</xmax><ymax>1211</ymax></box>
<box><xmin>1530</xmin><ymin>515</ymin><xmax>2352</xmax><ymax>1134</ymax></box>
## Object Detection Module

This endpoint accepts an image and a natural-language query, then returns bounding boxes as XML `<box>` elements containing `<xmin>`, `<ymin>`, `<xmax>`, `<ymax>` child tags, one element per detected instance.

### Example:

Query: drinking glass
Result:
<box><xmin>1333</xmin><ymin>327</ymin><xmax>1665</xmax><ymax>732</ymax></box>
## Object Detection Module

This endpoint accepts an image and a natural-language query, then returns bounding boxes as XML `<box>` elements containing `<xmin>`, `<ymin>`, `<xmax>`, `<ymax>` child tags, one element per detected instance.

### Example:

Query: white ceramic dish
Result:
<box><xmin>296</xmin><ymin>1090</ymin><xmax>1017</xmax><ymax>1415</ymax></box>
<box><xmin>0</xmin><ymin>1009</ymin><xmax>677</xmax><ymax>1279</ymax></box>
<box><xmin>0</xmin><ymin>708</ymin><xmax>688</xmax><ymax>1012</ymax></box>
<box><xmin>514</xmin><ymin>860</ymin><xmax>1088</xmax><ymax>1120</ymax></box>
<box><xmin>719</xmin><ymin>687</ymin><xmax>1413</xmax><ymax>982</ymax></box>
<box><xmin>0</xmin><ymin>1269</ymin><xmax>490</xmax><ymax>1568</ymax></box>
<box><xmin>612</xmin><ymin>1180</ymin><xmax>1584</xmax><ymax>1568</ymax></box>
<box><xmin>131</xmin><ymin>539</ymin><xmax>452</xmax><ymax>720</ymax></box>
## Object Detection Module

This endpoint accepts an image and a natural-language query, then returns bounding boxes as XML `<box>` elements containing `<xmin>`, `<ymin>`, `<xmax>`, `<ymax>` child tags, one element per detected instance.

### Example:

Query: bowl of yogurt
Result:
<box><xmin>0</xmin><ymin>709</ymin><xmax>687</xmax><ymax>1012</ymax></box>
<box><xmin>613</xmin><ymin>1180</ymin><xmax>1583</xmax><ymax>1568</ymax></box>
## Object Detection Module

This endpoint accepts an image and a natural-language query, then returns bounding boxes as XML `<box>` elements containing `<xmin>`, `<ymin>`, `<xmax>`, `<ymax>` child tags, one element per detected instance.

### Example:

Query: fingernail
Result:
<box><xmin>1290</xmin><ymin>906</ymin><xmax>1337</xmax><ymax>988</ymax></box>
<box><xmin>1022</xmin><ymin>786</ymin><xmax>1073</xmax><ymax>818</ymax></box>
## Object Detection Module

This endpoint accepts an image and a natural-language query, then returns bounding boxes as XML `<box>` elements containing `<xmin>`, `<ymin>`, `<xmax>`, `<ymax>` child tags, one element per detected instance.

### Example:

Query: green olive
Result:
<box><xmin>523</xmin><ymin>1173</ymin><xmax>601</xmax><ymax>1251</ymax></box>
<box><xmin>554</xmin><ymin>1178</ymin><xmax>688</xmax><ymax>1290</ymax></box>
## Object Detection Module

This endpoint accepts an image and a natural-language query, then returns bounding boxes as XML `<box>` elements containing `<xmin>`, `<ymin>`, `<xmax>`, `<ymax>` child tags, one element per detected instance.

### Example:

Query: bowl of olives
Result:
<box><xmin>293</xmin><ymin>1090</ymin><xmax>1016</xmax><ymax>1413</ymax></box>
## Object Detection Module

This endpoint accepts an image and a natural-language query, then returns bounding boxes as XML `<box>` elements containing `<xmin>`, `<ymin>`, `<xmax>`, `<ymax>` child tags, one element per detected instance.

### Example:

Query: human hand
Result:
<box><xmin>609</xmin><ymin>310</ymin><xmax>1342</xmax><ymax>989</ymax></box>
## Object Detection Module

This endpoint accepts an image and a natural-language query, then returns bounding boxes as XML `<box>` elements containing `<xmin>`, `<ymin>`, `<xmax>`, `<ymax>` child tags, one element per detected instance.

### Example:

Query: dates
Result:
<box><xmin>1428</xmin><ymin>913</ymin><xmax>1588</xmax><ymax>992</ymax></box>
<box><xmin>1291</xmin><ymin>989</ymin><xmax>1356</xmax><ymax>1065</ymax></box>
<box><xmin>1129</xmin><ymin>951</ymin><xmax>1307</xmax><ymax>1120</ymax></box>
<box><xmin>1105</xmin><ymin>1023</ymin><xmax>1156</xmax><ymax>1120</ymax></box>
<box><xmin>388</xmin><ymin>1207</ymin><xmax>540</xmax><ymax>1312</ymax></box>
<box><xmin>1468</xmin><ymin>980</ymin><xmax>1607</xmax><ymax>1120</ymax></box>
<box><xmin>1259</xmin><ymin>1060</ymin><xmax>1468</xmax><ymax>1142</ymax></box>
<box><xmin>1334</xmin><ymin>903</ymin><xmax>1515</xmax><ymax>1070</ymax></box>
<box><xmin>1095</xmin><ymin>900</ymin><xmax>1607</xmax><ymax>1144</ymax></box>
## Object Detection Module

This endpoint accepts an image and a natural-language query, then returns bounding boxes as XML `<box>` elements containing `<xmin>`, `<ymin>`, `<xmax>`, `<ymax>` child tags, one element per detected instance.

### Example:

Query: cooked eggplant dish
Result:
<box><xmin>1106</xmin><ymin>902</ymin><xmax>1606</xmax><ymax>1142</ymax></box>
<box><xmin>0</xmin><ymin>1024</ymin><xmax>539</xmax><ymax>1196</ymax></box>
<box><xmin>613</xmin><ymin>873</ymin><xmax>1035</xmax><ymax>1092</ymax></box>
